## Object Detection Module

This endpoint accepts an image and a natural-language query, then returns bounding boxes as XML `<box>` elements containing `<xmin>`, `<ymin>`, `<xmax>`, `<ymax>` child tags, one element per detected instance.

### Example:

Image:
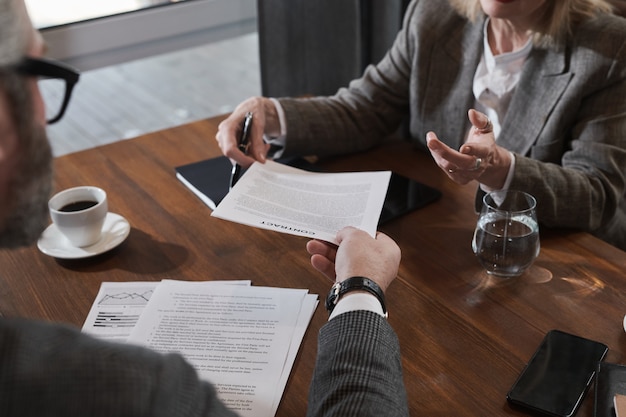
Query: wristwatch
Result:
<box><xmin>325</xmin><ymin>276</ymin><xmax>387</xmax><ymax>315</ymax></box>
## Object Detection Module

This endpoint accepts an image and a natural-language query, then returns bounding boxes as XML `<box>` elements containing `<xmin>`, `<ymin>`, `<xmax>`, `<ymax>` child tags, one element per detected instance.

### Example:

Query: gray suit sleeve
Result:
<box><xmin>0</xmin><ymin>318</ymin><xmax>239</xmax><ymax>417</ymax></box>
<box><xmin>307</xmin><ymin>310</ymin><xmax>409</xmax><ymax>417</ymax></box>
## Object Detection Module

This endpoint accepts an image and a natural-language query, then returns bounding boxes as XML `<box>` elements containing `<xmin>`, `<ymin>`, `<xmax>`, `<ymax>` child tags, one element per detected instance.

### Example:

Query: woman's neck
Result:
<box><xmin>488</xmin><ymin>18</ymin><xmax>532</xmax><ymax>55</ymax></box>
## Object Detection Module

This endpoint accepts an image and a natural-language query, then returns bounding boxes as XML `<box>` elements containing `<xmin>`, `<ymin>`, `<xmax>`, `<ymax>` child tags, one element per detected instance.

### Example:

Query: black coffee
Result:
<box><xmin>59</xmin><ymin>200</ymin><xmax>98</xmax><ymax>212</ymax></box>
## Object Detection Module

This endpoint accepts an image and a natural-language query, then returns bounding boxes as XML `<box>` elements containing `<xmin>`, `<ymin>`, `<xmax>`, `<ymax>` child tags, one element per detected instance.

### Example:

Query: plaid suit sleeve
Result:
<box><xmin>307</xmin><ymin>310</ymin><xmax>409</xmax><ymax>417</ymax></box>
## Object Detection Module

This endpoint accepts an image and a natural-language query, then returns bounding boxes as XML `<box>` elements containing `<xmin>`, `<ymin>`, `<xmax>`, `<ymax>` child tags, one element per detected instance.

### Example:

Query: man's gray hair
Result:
<box><xmin>0</xmin><ymin>0</ymin><xmax>28</xmax><ymax>66</ymax></box>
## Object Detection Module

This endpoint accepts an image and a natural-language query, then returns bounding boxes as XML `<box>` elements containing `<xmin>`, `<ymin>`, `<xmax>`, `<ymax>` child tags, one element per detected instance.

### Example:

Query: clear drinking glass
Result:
<box><xmin>472</xmin><ymin>190</ymin><xmax>540</xmax><ymax>277</ymax></box>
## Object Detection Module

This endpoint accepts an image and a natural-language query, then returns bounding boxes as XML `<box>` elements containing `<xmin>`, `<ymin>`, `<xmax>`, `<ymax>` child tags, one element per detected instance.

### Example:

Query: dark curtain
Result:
<box><xmin>257</xmin><ymin>0</ymin><xmax>410</xmax><ymax>97</ymax></box>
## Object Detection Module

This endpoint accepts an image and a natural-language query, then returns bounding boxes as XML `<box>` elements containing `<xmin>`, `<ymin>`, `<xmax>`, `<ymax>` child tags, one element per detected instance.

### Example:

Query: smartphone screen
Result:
<box><xmin>507</xmin><ymin>330</ymin><xmax>608</xmax><ymax>417</ymax></box>
<box><xmin>378</xmin><ymin>173</ymin><xmax>441</xmax><ymax>225</ymax></box>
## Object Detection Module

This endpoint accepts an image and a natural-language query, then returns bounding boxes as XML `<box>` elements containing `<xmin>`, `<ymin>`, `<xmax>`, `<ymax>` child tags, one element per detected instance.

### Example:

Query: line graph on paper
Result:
<box><xmin>98</xmin><ymin>289</ymin><xmax>154</xmax><ymax>305</ymax></box>
<box><xmin>82</xmin><ymin>282</ymin><xmax>160</xmax><ymax>342</ymax></box>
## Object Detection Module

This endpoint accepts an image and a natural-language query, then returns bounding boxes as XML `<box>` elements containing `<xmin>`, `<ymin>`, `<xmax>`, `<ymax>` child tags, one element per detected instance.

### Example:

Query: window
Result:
<box><xmin>26</xmin><ymin>0</ymin><xmax>256</xmax><ymax>70</ymax></box>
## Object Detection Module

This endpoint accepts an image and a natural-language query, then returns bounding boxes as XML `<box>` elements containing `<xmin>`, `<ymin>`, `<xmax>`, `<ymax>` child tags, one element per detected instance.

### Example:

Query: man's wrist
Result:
<box><xmin>328</xmin><ymin>292</ymin><xmax>386</xmax><ymax>320</ymax></box>
<box><xmin>325</xmin><ymin>276</ymin><xmax>387</xmax><ymax>318</ymax></box>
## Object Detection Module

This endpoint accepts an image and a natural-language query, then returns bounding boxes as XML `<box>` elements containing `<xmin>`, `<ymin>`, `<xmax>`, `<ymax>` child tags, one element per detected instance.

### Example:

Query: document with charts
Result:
<box><xmin>81</xmin><ymin>281</ymin><xmax>159</xmax><ymax>342</ymax></box>
<box><xmin>124</xmin><ymin>279</ymin><xmax>318</xmax><ymax>417</ymax></box>
<box><xmin>81</xmin><ymin>280</ymin><xmax>251</xmax><ymax>342</ymax></box>
<box><xmin>211</xmin><ymin>160</ymin><xmax>391</xmax><ymax>243</ymax></box>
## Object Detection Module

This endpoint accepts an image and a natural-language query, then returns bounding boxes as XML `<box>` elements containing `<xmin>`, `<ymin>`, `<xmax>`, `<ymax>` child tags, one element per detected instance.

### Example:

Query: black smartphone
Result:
<box><xmin>506</xmin><ymin>329</ymin><xmax>608</xmax><ymax>417</ymax></box>
<box><xmin>378</xmin><ymin>172</ymin><xmax>441</xmax><ymax>225</ymax></box>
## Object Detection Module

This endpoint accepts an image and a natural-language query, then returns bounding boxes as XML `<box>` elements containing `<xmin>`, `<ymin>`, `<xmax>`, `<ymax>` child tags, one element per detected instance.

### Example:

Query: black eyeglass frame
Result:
<box><xmin>12</xmin><ymin>57</ymin><xmax>80</xmax><ymax>124</ymax></box>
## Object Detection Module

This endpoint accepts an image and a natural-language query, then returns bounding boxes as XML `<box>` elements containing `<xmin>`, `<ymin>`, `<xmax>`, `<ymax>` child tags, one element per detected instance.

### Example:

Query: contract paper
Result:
<box><xmin>125</xmin><ymin>279</ymin><xmax>318</xmax><ymax>417</ymax></box>
<box><xmin>211</xmin><ymin>160</ymin><xmax>391</xmax><ymax>243</ymax></box>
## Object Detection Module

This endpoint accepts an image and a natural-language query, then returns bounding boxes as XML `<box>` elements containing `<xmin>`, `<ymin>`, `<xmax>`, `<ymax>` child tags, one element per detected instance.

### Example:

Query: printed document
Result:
<box><xmin>211</xmin><ymin>160</ymin><xmax>391</xmax><ymax>243</ymax></box>
<box><xmin>125</xmin><ymin>279</ymin><xmax>318</xmax><ymax>417</ymax></box>
<box><xmin>82</xmin><ymin>280</ymin><xmax>251</xmax><ymax>342</ymax></box>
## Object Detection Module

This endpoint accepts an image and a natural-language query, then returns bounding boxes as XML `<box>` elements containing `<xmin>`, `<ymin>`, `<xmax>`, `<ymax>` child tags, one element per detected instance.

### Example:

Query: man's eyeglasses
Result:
<box><xmin>13</xmin><ymin>57</ymin><xmax>80</xmax><ymax>124</ymax></box>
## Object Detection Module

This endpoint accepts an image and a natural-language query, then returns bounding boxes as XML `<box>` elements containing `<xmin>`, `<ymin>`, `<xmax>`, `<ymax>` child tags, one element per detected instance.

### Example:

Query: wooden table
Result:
<box><xmin>2</xmin><ymin>115</ymin><xmax>625</xmax><ymax>416</ymax></box>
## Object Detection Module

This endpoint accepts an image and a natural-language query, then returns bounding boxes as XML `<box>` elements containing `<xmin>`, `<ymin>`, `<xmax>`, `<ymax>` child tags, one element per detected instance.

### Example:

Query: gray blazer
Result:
<box><xmin>278</xmin><ymin>0</ymin><xmax>626</xmax><ymax>250</ymax></box>
<box><xmin>0</xmin><ymin>312</ymin><xmax>408</xmax><ymax>416</ymax></box>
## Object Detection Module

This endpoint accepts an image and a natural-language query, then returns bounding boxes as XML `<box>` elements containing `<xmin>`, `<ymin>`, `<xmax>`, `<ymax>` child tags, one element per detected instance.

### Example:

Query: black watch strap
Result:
<box><xmin>325</xmin><ymin>276</ymin><xmax>387</xmax><ymax>315</ymax></box>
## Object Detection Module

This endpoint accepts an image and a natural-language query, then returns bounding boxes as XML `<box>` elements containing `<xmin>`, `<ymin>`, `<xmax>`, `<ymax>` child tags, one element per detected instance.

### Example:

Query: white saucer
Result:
<box><xmin>37</xmin><ymin>212</ymin><xmax>130</xmax><ymax>259</ymax></box>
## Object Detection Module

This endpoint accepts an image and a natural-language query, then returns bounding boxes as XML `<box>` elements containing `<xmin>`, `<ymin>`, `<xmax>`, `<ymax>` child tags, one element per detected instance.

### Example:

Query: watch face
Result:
<box><xmin>325</xmin><ymin>282</ymin><xmax>341</xmax><ymax>312</ymax></box>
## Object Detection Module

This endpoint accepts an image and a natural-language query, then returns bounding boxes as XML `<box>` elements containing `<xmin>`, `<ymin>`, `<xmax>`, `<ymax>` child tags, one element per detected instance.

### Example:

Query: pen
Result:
<box><xmin>229</xmin><ymin>111</ymin><xmax>253</xmax><ymax>190</ymax></box>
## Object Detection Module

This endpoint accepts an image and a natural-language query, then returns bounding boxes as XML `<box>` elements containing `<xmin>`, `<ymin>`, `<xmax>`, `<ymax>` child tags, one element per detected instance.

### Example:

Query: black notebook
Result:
<box><xmin>175</xmin><ymin>156</ymin><xmax>232</xmax><ymax>210</ymax></box>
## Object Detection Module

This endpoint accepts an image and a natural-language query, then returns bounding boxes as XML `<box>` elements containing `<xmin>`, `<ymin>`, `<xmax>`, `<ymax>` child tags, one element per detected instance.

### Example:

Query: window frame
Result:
<box><xmin>37</xmin><ymin>0</ymin><xmax>256</xmax><ymax>71</ymax></box>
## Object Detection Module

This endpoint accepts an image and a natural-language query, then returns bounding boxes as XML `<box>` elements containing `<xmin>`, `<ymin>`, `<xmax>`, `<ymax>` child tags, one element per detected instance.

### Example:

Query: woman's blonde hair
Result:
<box><xmin>447</xmin><ymin>0</ymin><xmax>615</xmax><ymax>46</ymax></box>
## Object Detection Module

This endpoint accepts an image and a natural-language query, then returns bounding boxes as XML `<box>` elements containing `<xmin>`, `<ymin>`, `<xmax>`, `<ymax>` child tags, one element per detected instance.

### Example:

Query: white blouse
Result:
<box><xmin>473</xmin><ymin>18</ymin><xmax>533</xmax><ymax>191</ymax></box>
<box><xmin>473</xmin><ymin>18</ymin><xmax>533</xmax><ymax>139</ymax></box>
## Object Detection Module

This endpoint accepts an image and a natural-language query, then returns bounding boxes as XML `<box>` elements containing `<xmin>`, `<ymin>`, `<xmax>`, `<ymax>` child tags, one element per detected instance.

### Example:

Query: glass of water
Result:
<box><xmin>472</xmin><ymin>190</ymin><xmax>540</xmax><ymax>277</ymax></box>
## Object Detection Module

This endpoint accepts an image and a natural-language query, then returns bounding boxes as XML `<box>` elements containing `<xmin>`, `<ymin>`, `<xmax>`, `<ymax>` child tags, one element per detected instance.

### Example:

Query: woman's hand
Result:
<box><xmin>215</xmin><ymin>96</ymin><xmax>280</xmax><ymax>168</ymax></box>
<box><xmin>426</xmin><ymin>109</ymin><xmax>512</xmax><ymax>189</ymax></box>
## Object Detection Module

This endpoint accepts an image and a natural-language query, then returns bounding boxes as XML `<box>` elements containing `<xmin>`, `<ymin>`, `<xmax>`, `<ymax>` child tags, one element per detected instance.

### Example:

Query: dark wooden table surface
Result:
<box><xmin>2</xmin><ymin>114</ymin><xmax>625</xmax><ymax>416</ymax></box>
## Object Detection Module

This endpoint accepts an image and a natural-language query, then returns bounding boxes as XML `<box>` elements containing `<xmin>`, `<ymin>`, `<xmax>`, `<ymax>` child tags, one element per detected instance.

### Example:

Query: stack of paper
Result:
<box><xmin>82</xmin><ymin>280</ymin><xmax>318</xmax><ymax>417</ymax></box>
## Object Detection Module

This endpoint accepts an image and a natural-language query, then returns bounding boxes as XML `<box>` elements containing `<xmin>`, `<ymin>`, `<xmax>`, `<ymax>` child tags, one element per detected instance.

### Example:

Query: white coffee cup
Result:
<box><xmin>48</xmin><ymin>186</ymin><xmax>108</xmax><ymax>247</ymax></box>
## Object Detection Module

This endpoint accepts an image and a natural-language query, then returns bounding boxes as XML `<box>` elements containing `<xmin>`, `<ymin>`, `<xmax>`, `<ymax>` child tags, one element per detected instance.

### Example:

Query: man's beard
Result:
<box><xmin>0</xmin><ymin>122</ymin><xmax>52</xmax><ymax>248</ymax></box>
